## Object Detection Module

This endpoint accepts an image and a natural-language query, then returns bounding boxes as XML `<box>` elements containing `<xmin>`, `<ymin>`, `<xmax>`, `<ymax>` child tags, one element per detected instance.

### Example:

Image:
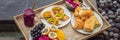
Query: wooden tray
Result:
<box><xmin>14</xmin><ymin>0</ymin><xmax>111</xmax><ymax>40</ymax></box>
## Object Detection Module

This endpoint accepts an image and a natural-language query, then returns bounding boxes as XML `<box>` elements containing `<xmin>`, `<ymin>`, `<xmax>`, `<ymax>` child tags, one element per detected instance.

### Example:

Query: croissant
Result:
<box><xmin>84</xmin><ymin>16</ymin><xmax>96</xmax><ymax>32</ymax></box>
<box><xmin>79</xmin><ymin>9</ymin><xmax>94</xmax><ymax>17</ymax></box>
<box><xmin>74</xmin><ymin>17</ymin><xmax>84</xmax><ymax>30</ymax></box>
<box><xmin>74</xmin><ymin>7</ymin><xmax>84</xmax><ymax>17</ymax></box>
<box><xmin>94</xmin><ymin>17</ymin><xmax>101</xmax><ymax>28</ymax></box>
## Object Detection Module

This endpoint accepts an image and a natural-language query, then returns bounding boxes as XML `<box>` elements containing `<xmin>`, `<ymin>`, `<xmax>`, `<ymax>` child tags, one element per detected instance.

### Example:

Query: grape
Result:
<box><xmin>31</xmin><ymin>23</ymin><xmax>45</xmax><ymax>40</ymax></box>
<box><xmin>115</xmin><ymin>23</ymin><xmax>120</xmax><ymax>29</ymax></box>
<box><xmin>115</xmin><ymin>16</ymin><xmax>120</xmax><ymax>23</ymax></box>
<box><xmin>110</xmin><ymin>38</ymin><xmax>114</xmax><ymax>40</ymax></box>
<box><xmin>108</xmin><ymin>10</ymin><xmax>113</xmax><ymax>15</ymax></box>
<box><xmin>104</xmin><ymin>16</ymin><xmax>109</xmax><ymax>20</ymax></box>
<box><xmin>114</xmin><ymin>38</ymin><xmax>118</xmax><ymax>40</ymax></box>
<box><xmin>101</xmin><ymin>11</ymin><xmax>106</xmax><ymax>15</ymax></box>
<box><xmin>106</xmin><ymin>0</ymin><xmax>112</xmax><ymax>3</ymax></box>
<box><xmin>113</xmin><ymin>33</ymin><xmax>119</xmax><ymax>38</ymax></box>
<box><xmin>99</xmin><ymin>3</ymin><xmax>105</xmax><ymax>9</ymax></box>
<box><xmin>108</xmin><ymin>15</ymin><xmax>116</xmax><ymax>19</ymax></box>
<box><xmin>117</xmin><ymin>9</ymin><xmax>120</xmax><ymax>16</ymax></box>
<box><xmin>104</xmin><ymin>35</ymin><xmax>110</xmax><ymax>40</ymax></box>
<box><xmin>108</xmin><ymin>19</ymin><xmax>113</xmax><ymax>23</ymax></box>
<box><xmin>113</xmin><ymin>27</ymin><xmax>119</xmax><ymax>33</ymax></box>
<box><xmin>113</xmin><ymin>1</ymin><xmax>117</xmax><ymax>5</ymax></box>
<box><xmin>109</xmin><ymin>31</ymin><xmax>114</xmax><ymax>37</ymax></box>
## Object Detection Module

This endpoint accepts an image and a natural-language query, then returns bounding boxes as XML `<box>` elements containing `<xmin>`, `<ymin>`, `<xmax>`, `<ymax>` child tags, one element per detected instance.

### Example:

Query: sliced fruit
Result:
<box><xmin>50</xmin><ymin>25</ymin><xmax>58</xmax><ymax>31</ymax></box>
<box><xmin>47</xmin><ymin>18</ymin><xmax>59</xmax><ymax>25</ymax></box>
<box><xmin>55</xmin><ymin>13</ymin><xmax>64</xmax><ymax>20</ymax></box>
<box><xmin>42</xmin><ymin>11</ymin><xmax>53</xmax><ymax>19</ymax></box>
<box><xmin>38</xmin><ymin>35</ymin><xmax>50</xmax><ymax>40</ymax></box>
<box><xmin>41</xmin><ymin>28</ymin><xmax>50</xmax><ymax>35</ymax></box>
<box><xmin>48</xmin><ymin>32</ymin><xmax>57</xmax><ymax>39</ymax></box>
<box><xmin>55</xmin><ymin>30</ymin><xmax>65</xmax><ymax>40</ymax></box>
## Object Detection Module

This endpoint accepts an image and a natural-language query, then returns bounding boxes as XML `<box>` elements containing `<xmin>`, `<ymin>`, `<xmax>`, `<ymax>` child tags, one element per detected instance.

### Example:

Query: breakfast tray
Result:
<box><xmin>14</xmin><ymin>0</ymin><xmax>111</xmax><ymax>40</ymax></box>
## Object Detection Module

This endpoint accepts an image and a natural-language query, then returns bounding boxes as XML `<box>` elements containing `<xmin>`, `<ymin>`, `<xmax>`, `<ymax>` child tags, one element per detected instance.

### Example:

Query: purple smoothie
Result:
<box><xmin>24</xmin><ymin>8</ymin><xmax>35</xmax><ymax>27</ymax></box>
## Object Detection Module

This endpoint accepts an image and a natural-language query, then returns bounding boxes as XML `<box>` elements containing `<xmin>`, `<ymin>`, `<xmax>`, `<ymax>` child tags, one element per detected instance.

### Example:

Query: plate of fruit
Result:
<box><xmin>29</xmin><ymin>23</ymin><xmax>65</xmax><ymax>40</ymax></box>
<box><xmin>71</xmin><ymin>7</ymin><xmax>103</xmax><ymax>34</ymax></box>
<box><xmin>39</xmin><ymin>5</ymin><xmax>71</xmax><ymax>28</ymax></box>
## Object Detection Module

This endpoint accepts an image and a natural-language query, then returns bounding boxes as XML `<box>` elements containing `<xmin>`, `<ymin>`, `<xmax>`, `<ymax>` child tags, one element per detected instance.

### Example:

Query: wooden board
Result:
<box><xmin>14</xmin><ymin>0</ymin><xmax>111</xmax><ymax>40</ymax></box>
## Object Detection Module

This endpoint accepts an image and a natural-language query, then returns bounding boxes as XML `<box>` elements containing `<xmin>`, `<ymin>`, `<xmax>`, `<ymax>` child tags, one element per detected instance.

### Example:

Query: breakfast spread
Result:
<box><xmin>73</xmin><ymin>6</ymin><xmax>101</xmax><ymax>32</ymax></box>
<box><xmin>13</xmin><ymin>0</ymin><xmax>107</xmax><ymax>40</ymax></box>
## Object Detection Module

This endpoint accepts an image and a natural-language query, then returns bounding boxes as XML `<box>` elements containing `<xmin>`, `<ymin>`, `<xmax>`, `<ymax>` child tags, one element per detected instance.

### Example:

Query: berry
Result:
<box><xmin>115</xmin><ymin>16</ymin><xmax>120</xmax><ymax>23</ymax></box>
<box><xmin>31</xmin><ymin>23</ymin><xmax>45</xmax><ymax>40</ymax></box>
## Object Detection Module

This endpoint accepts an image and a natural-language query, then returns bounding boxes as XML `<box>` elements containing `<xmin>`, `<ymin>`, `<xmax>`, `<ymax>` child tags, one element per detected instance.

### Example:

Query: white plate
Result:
<box><xmin>40</xmin><ymin>5</ymin><xmax>71</xmax><ymax>28</ymax></box>
<box><xmin>71</xmin><ymin>12</ymin><xmax>103</xmax><ymax>34</ymax></box>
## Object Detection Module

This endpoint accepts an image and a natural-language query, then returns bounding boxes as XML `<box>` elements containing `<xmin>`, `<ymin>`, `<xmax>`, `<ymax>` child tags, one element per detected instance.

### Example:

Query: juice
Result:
<box><xmin>23</xmin><ymin>8</ymin><xmax>35</xmax><ymax>27</ymax></box>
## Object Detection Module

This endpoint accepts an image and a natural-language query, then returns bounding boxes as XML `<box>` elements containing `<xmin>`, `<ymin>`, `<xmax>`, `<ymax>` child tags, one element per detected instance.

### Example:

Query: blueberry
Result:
<box><xmin>108</xmin><ymin>15</ymin><xmax>117</xmax><ymax>19</ymax></box>
<box><xmin>115</xmin><ymin>12</ymin><xmax>119</xmax><ymax>16</ymax></box>
<box><xmin>117</xmin><ymin>0</ymin><xmax>120</xmax><ymax>4</ymax></box>
<box><xmin>104</xmin><ymin>35</ymin><xmax>110</xmax><ymax>40</ymax></box>
<box><xmin>113</xmin><ymin>33</ymin><xmax>119</xmax><ymax>38</ymax></box>
<box><xmin>30</xmin><ymin>23</ymin><xmax>45</xmax><ymax>40</ymax></box>
<box><xmin>113</xmin><ymin>1</ymin><xmax>117</xmax><ymax>5</ymax></box>
<box><xmin>115</xmin><ymin>23</ymin><xmax>120</xmax><ymax>29</ymax></box>
<box><xmin>99</xmin><ymin>3</ymin><xmax>105</xmax><ymax>9</ymax></box>
<box><xmin>111</xmin><ymin>8</ymin><xmax>117</xmax><ymax>12</ymax></box>
<box><xmin>117</xmin><ymin>8</ymin><xmax>120</xmax><ymax>15</ymax></box>
<box><xmin>106</xmin><ymin>0</ymin><xmax>112</xmax><ymax>3</ymax></box>
<box><xmin>117</xmin><ymin>8</ymin><xmax>120</xmax><ymax>12</ymax></box>
<box><xmin>108</xmin><ymin>10</ymin><xmax>113</xmax><ymax>15</ymax></box>
<box><xmin>110</xmin><ymin>38</ymin><xmax>114</xmax><ymax>40</ymax></box>
<box><xmin>108</xmin><ymin>3</ymin><xmax>113</xmax><ymax>9</ymax></box>
<box><xmin>113</xmin><ymin>27</ymin><xmax>119</xmax><ymax>33</ymax></box>
<box><xmin>104</xmin><ymin>8</ymin><xmax>109</xmax><ymax>12</ymax></box>
<box><xmin>116</xmin><ymin>4</ymin><xmax>120</xmax><ymax>8</ymax></box>
<box><xmin>109</xmin><ymin>31</ymin><xmax>114</xmax><ymax>37</ymax></box>
<box><xmin>115</xmin><ymin>16</ymin><xmax>120</xmax><ymax>23</ymax></box>
<box><xmin>111</xmin><ymin>23</ymin><xmax>115</xmax><ymax>27</ymax></box>
<box><xmin>101</xmin><ymin>11</ymin><xmax>106</xmax><ymax>15</ymax></box>
<box><xmin>98</xmin><ymin>8</ymin><xmax>105</xmax><ymax>13</ymax></box>
<box><xmin>31</xmin><ymin>34</ymin><xmax>35</xmax><ymax>37</ymax></box>
<box><xmin>108</xmin><ymin>19</ymin><xmax>113</xmax><ymax>23</ymax></box>
<box><xmin>114</xmin><ymin>38</ymin><xmax>118</xmax><ymax>40</ymax></box>
<box><xmin>104</xmin><ymin>16</ymin><xmax>109</xmax><ymax>20</ymax></box>
<box><xmin>105</xmin><ymin>2</ymin><xmax>109</xmax><ymax>8</ymax></box>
